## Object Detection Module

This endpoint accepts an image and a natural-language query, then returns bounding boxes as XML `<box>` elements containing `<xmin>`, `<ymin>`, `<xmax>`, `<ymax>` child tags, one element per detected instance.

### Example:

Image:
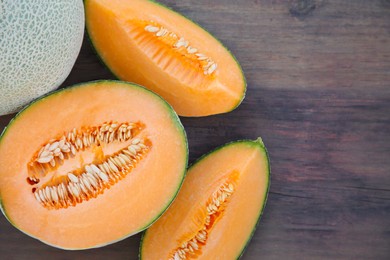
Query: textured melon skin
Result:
<box><xmin>139</xmin><ymin>138</ymin><xmax>270</xmax><ymax>259</ymax></box>
<box><xmin>0</xmin><ymin>80</ymin><xmax>188</xmax><ymax>250</ymax></box>
<box><xmin>0</xmin><ymin>0</ymin><xmax>85</xmax><ymax>116</ymax></box>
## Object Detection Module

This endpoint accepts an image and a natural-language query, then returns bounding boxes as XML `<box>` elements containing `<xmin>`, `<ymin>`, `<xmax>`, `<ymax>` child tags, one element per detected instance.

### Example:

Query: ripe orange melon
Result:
<box><xmin>141</xmin><ymin>139</ymin><xmax>270</xmax><ymax>259</ymax></box>
<box><xmin>85</xmin><ymin>0</ymin><xmax>246</xmax><ymax>117</ymax></box>
<box><xmin>0</xmin><ymin>80</ymin><xmax>188</xmax><ymax>249</ymax></box>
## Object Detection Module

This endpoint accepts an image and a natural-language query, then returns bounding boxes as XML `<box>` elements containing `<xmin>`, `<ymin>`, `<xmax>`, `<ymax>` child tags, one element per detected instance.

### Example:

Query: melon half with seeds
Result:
<box><xmin>85</xmin><ymin>0</ymin><xmax>246</xmax><ymax>117</ymax></box>
<box><xmin>0</xmin><ymin>0</ymin><xmax>84</xmax><ymax>115</ymax></box>
<box><xmin>0</xmin><ymin>81</ymin><xmax>188</xmax><ymax>249</ymax></box>
<box><xmin>141</xmin><ymin>139</ymin><xmax>270</xmax><ymax>259</ymax></box>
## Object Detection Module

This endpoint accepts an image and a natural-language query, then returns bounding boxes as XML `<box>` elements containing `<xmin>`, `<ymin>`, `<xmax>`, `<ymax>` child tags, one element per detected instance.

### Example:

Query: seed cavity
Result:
<box><xmin>169</xmin><ymin>181</ymin><xmax>235</xmax><ymax>260</ymax></box>
<box><xmin>143</xmin><ymin>22</ymin><xmax>218</xmax><ymax>76</ymax></box>
<box><xmin>33</xmin><ymin>139</ymin><xmax>150</xmax><ymax>209</ymax></box>
<box><xmin>28</xmin><ymin>122</ymin><xmax>142</xmax><ymax>178</ymax></box>
<box><xmin>27</xmin><ymin>122</ymin><xmax>151</xmax><ymax>210</ymax></box>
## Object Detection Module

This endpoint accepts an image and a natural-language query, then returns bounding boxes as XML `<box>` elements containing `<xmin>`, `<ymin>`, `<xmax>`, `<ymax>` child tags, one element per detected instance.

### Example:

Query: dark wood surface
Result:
<box><xmin>1</xmin><ymin>0</ymin><xmax>389</xmax><ymax>259</ymax></box>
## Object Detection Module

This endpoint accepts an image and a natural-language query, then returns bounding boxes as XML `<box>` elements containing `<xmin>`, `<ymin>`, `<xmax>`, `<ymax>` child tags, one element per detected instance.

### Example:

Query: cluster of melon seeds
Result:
<box><xmin>144</xmin><ymin>22</ymin><xmax>218</xmax><ymax>75</ymax></box>
<box><xmin>27</xmin><ymin>122</ymin><xmax>151</xmax><ymax>209</ymax></box>
<box><xmin>169</xmin><ymin>182</ymin><xmax>235</xmax><ymax>260</ymax></box>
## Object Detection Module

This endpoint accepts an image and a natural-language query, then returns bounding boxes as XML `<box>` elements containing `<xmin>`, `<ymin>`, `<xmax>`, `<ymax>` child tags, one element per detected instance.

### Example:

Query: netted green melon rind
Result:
<box><xmin>0</xmin><ymin>0</ymin><xmax>85</xmax><ymax>115</ymax></box>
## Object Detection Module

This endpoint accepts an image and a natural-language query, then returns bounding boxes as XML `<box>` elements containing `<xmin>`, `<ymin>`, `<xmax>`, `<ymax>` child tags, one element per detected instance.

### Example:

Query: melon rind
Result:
<box><xmin>0</xmin><ymin>0</ymin><xmax>85</xmax><ymax>115</ymax></box>
<box><xmin>0</xmin><ymin>80</ymin><xmax>188</xmax><ymax>250</ymax></box>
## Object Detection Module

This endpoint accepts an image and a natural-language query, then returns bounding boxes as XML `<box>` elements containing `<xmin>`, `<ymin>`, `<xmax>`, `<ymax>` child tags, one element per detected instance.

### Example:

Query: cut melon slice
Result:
<box><xmin>0</xmin><ymin>80</ymin><xmax>188</xmax><ymax>250</ymax></box>
<box><xmin>85</xmin><ymin>0</ymin><xmax>246</xmax><ymax>117</ymax></box>
<box><xmin>141</xmin><ymin>139</ymin><xmax>270</xmax><ymax>259</ymax></box>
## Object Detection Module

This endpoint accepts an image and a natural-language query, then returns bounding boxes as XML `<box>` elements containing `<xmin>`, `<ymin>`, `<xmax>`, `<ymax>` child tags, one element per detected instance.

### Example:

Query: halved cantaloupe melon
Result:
<box><xmin>85</xmin><ymin>0</ymin><xmax>246</xmax><ymax>117</ymax></box>
<box><xmin>0</xmin><ymin>80</ymin><xmax>188</xmax><ymax>249</ymax></box>
<box><xmin>141</xmin><ymin>139</ymin><xmax>270</xmax><ymax>259</ymax></box>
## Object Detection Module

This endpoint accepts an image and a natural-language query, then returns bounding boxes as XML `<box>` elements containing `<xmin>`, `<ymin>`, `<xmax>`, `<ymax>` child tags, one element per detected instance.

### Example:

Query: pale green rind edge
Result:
<box><xmin>84</xmin><ymin>0</ymin><xmax>247</xmax><ymax>117</ymax></box>
<box><xmin>139</xmin><ymin>138</ymin><xmax>271</xmax><ymax>259</ymax></box>
<box><xmin>0</xmin><ymin>80</ymin><xmax>189</xmax><ymax>250</ymax></box>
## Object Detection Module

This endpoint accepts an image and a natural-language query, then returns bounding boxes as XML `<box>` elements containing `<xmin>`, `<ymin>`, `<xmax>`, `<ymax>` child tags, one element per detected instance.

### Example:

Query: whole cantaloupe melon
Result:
<box><xmin>0</xmin><ymin>0</ymin><xmax>85</xmax><ymax>115</ymax></box>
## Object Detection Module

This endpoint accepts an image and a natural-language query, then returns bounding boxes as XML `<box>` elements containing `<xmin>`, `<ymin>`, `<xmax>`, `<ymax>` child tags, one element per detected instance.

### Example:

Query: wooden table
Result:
<box><xmin>1</xmin><ymin>0</ymin><xmax>389</xmax><ymax>259</ymax></box>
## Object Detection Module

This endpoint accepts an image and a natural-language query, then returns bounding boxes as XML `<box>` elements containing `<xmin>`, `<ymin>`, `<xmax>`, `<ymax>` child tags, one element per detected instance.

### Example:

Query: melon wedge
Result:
<box><xmin>85</xmin><ymin>0</ymin><xmax>246</xmax><ymax>117</ymax></box>
<box><xmin>141</xmin><ymin>139</ymin><xmax>270</xmax><ymax>259</ymax></box>
<box><xmin>0</xmin><ymin>80</ymin><xmax>188</xmax><ymax>249</ymax></box>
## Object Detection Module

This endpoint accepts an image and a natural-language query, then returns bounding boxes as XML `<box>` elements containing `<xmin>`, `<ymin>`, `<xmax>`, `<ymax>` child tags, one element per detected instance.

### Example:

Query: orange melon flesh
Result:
<box><xmin>141</xmin><ymin>139</ymin><xmax>270</xmax><ymax>259</ymax></box>
<box><xmin>0</xmin><ymin>81</ymin><xmax>188</xmax><ymax>249</ymax></box>
<box><xmin>85</xmin><ymin>0</ymin><xmax>246</xmax><ymax>117</ymax></box>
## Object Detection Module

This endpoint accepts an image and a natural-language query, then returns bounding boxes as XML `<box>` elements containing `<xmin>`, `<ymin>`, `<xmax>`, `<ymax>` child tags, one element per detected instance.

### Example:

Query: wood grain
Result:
<box><xmin>1</xmin><ymin>0</ymin><xmax>389</xmax><ymax>259</ymax></box>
